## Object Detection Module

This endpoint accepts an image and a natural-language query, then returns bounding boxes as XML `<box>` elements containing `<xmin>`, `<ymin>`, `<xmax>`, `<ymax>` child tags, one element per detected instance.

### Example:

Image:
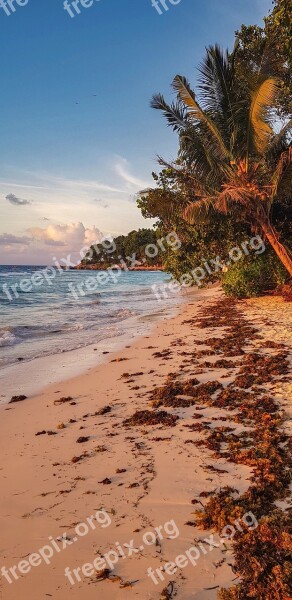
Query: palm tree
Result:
<box><xmin>151</xmin><ymin>44</ymin><xmax>292</xmax><ymax>275</ymax></box>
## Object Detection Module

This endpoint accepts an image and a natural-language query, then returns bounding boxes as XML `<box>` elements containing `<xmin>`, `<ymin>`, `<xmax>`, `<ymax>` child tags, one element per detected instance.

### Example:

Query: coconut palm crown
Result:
<box><xmin>151</xmin><ymin>43</ymin><xmax>292</xmax><ymax>275</ymax></box>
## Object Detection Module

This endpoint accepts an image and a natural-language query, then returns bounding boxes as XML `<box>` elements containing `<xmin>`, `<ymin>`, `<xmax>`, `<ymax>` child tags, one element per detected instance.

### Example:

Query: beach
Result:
<box><xmin>0</xmin><ymin>286</ymin><xmax>291</xmax><ymax>600</ymax></box>
<box><xmin>0</xmin><ymin>268</ymin><xmax>181</xmax><ymax>401</ymax></box>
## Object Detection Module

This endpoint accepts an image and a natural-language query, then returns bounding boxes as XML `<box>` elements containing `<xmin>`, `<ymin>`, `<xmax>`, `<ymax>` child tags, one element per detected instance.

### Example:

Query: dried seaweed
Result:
<box><xmin>10</xmin><ymin>395</ymin><xmax>27</xmax><ymax>403</ymax></box>
<box><xmin>123</xmin><ymin>410</ymin><xmax>179</xmax><ymax>427</ymax></box>
<box><xmin>186</xmin><ymin>298</ymin><xmax>292</xmax><ymax>600</ymax></box>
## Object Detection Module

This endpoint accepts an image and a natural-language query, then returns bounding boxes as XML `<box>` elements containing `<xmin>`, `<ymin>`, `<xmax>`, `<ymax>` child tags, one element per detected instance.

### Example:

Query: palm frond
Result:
<box><xmin>172</xmin><ymin>75</ymin><xmax>230</xmax><ymax>160</ymax></box>
<box><xmin>267</xmin><ymin>119</ymin><xmax>292</xmax><ymax>159</ymax></box>
<box><xmin>151</xmin><ymin>93</ymin><xmax>187</xmax><ymax>131</ymax></box>
<box><xmin>184</xmin><ymin>197</ymin><xmax>215</xmax><ymax>224</ymax></box>
<box><xmin>178</xmin><ymin>125</ymin><xmax>227</xmax><ymax>188</ymax></box>
<box><xmin>198</xmin><ymin>44</ymin><xmax>236</xmax><ymax>137</ymax></box>
<box><xmin>248</xmin><ymin>77</ymin><xmax>278</xmax><ymax>154</ymax></box>
<box><xmin>269</xmin><ymin>146</ymin><xmax>292</xmax><ymax>203</ymax></box>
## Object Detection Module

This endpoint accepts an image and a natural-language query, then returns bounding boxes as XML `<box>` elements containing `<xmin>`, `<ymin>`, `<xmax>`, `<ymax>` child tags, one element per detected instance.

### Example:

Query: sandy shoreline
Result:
<box><xmin>0</xmin><ymin>301</ymin><xmax>181</xmax><ymax>404</ymax></box>
<box><xmin>0</xmin><ymin>287</ymin><xmax>291</xmax><ymax>600</ymax></box>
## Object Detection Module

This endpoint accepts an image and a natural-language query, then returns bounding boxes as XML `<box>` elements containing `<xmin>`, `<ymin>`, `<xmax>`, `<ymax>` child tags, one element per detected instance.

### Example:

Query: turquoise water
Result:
<box><xmin>0</xmin><ymin>266</ymin><xmax>177</xmax><ymax>368</ymax></box>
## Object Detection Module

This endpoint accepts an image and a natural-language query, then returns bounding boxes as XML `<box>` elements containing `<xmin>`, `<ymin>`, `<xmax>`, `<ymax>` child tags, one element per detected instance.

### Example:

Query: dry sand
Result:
<box><xmin>0</xmin><ymin>287</ymin><xmax>291</xmax><ymax>600</ymax></box>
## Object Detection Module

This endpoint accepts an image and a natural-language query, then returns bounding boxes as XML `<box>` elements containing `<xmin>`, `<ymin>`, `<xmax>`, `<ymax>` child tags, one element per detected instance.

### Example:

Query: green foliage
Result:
<box><xmin>137</xmin><ymin>0</ymin><xmax>292</xmax><ymax>285</ymax></box>
<box><xmin>84</xmin><ymin>228</ymin><xmax>162</xmax><ymax>267</ymax></box>
<box><xmin>222</xmin><ymin>251</ymin><xmax>288</xmax><ymax>298</ymax></box>
<box><xmin>138</xmin><ymin>169</ymin><xmax>253</xmax><ymax>285</ymax></box>
<box><xmin>137</xmin><ymin>1</ymin><xmax>292</xmax><ymax>291</ymax></box>
<box><xmin>236</xmin><ymin>0</ymin><xmax>292</xmax><ymax>118</ymax></box>
<box><xmin>163</xmin><ymin>219</ymin><xmax>250</xmax><ymax>284</ymax></box>
<box><xmin>141</xmin><ymin>38</ymin><xmax>292</xmax><ymax>277</ymax></box>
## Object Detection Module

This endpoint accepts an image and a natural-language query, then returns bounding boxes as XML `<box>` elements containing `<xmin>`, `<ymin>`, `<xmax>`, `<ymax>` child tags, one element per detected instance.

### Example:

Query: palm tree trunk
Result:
<box><xmin>261</xmin><ymin>220</ymin><xmax>292</xmax><ymax>277</ymax></box>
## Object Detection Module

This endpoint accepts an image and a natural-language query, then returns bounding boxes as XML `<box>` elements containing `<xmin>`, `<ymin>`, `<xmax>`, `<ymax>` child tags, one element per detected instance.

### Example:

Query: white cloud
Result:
<box><xmin>29</xmin><ymin>222</ymin><xmax>103</xmax><ymax>249</ymax></box>
<box><xmin>114</xmin><ymin>157</ymin><xmax>151</xmax><ymax>190</ymax></box>
<box><xmin>0</xmin><ymin>158</ymin><xmax>156</xmax><ymax>263</ymax></box>
<box><xmin>0</xmin><ymin>222</ymin><xmax>107</xmax><ymax>266</ymax></box>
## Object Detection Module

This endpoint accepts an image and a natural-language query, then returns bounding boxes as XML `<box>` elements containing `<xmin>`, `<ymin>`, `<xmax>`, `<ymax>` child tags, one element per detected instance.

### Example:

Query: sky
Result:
<box><xmin>0</xmin><ymin>0</ymin><xmax>272</xmax><ymax>265</ymax></box>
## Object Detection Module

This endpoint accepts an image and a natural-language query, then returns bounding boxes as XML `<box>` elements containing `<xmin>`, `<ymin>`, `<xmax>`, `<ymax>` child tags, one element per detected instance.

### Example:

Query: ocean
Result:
<box><xmin>0</xmin><ymin>266</ymin><xmax>179</xmax><ymax>370</ymax></box>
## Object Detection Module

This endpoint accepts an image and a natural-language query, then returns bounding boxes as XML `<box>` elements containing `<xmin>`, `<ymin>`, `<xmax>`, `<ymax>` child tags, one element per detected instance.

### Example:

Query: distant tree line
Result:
<box><xmin>83</xmin><ymin>229</ymin><xmax>163</xmax><ymax>267</ymax></box>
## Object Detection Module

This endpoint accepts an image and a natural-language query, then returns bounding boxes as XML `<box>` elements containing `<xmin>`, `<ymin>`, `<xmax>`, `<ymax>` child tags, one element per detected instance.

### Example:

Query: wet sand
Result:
<box><xmin>0</xmin><ymin>287</ymin><xmax>291</xmax><ymax>600</ymax></box>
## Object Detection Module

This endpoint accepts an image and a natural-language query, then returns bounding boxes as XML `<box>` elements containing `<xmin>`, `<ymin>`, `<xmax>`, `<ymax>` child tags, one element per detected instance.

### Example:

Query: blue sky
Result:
<box><xmin>0</xmin><ymin>0</ymin><xmax>272</xmax><ymax>264</ymax></box>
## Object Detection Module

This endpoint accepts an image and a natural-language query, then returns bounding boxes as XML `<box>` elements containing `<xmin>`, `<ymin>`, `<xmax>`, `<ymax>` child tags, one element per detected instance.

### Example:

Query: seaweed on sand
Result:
<box><xmin>233</xmin><ymin>350</ymin><xmax>289</xmax><ymax>388</ymax></box>
<box><xmin>10</xmin><ymin>395</ymin><xmax>27</xmax><ymax>403</ymax></box>
<box><xmin>150</xmin><ymin>379</ymin><xmax>222</xmax><ymax>408</ymax></box>
<box><xmin>187</xmin><ymin>298</ymin><xmax>292</xmax><ymax>600</ymax></box>
<box><xmin>123</xmin><ymin>410</ymin><xmax>179</xmax><ymax>427</ymax></box>
<box><xmin>161</xmin><ymin>581</ymin><xmax>176</xmax><ymax>599</ymax></box>
<box><xmin>54</xmin><ymin>396</ymin><xmax>73</xmax><ymax>405</ymax></box>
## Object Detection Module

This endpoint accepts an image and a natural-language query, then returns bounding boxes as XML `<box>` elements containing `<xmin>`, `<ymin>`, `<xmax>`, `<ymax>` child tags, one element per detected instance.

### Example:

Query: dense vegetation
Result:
<box><xmin>137</xmin><ymin>0</ymin><xmax>291</xmax><ymax>297</ymax></box>
<box><xmin>83</xmin><ymin>228</ymin><xmax>163</xmax><ymax>267</ymax></box>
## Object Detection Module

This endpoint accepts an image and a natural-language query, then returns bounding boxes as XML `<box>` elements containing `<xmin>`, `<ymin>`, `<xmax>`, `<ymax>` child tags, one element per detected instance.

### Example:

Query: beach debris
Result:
<box><xmin>185</xmin><ymin>297</ymin><xmax>292</xmax><ymax>599</ymax></box>
<box><xmin>53</xmin><ymin>396</ymin><xmax>73</xmax><ymax>405</ymax></box>
<box><xmin>91</xmin><ymin>569</ymin><xmax>138</xmax><ymax>587</ymax></box>
<box><xmin>93</xmin><ymin>568</ymin><xmax>112</xmax><ymax>582</ymax></box>
<box><xmin>119</xmin><ymin>579</ymin><xmax>139</xmax><ymax>588</ymax></box>
<box><xmin>153</xmin><ymin>349</ymin><xmax>172</xmax><ymax>359</ymax></box>
<box><xmin>161</xmin><ymin>581</ymin><xmax>176</xmax><ymax>599</ymax></box>
<box><xmin>199</xmin><ymin>490</ymin><xmax>216</xmax><ymax>498</ymax></box>
<box><xmin>202</xmin><ymin>359</ymin><xmax>236</xmax><ymax>369</ymax></box>
<box><xmin>111</xmin><ymin>357</ymin><xmax>129</xmax><ymax>362</ymax></box>
<box><xmin>233</xmin><ymin>350</ymin><xmax>289</xmax><ymax>388</ymax></box>
<box><xmin>205</xmin><ymin>464</ymin><xmax>229</xmax><ymax>474</ymax></box>
<box><xmin>151</xmin><ymin>379</ymin><xmax>222</xmax><ymax>408</ymax></box>
<box><xmin>95</xmin><ymin>445</ymin><xmax>107</xmax><ymax>453</ymax></box>
<box><xmin>71</xmin><ymin>452</ymin><xmax>88</xmax><ymax>463</ymax></box>
<box><xmin>96</xmin><ymin>405</ymin><xmax>112</xmax><ymax>415</ymax></box>
<box><xmin>151</xmin><ymin>436</ymin><xmax>172</xmax><ymax>441</ymax></box>
<box><xmin>121</xmin><ymin>371</ymin><xmax>144</xmax><ymax>378</ymax></box>
<box><xmin>9</xmin><ymin>395</ymin><xmax>27</xmax><ymax>403</ymax></box>
<box><xmin>123</xmin><ymin>410</ymin><xmax>179</xmax><ymax>427</ymax></box>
